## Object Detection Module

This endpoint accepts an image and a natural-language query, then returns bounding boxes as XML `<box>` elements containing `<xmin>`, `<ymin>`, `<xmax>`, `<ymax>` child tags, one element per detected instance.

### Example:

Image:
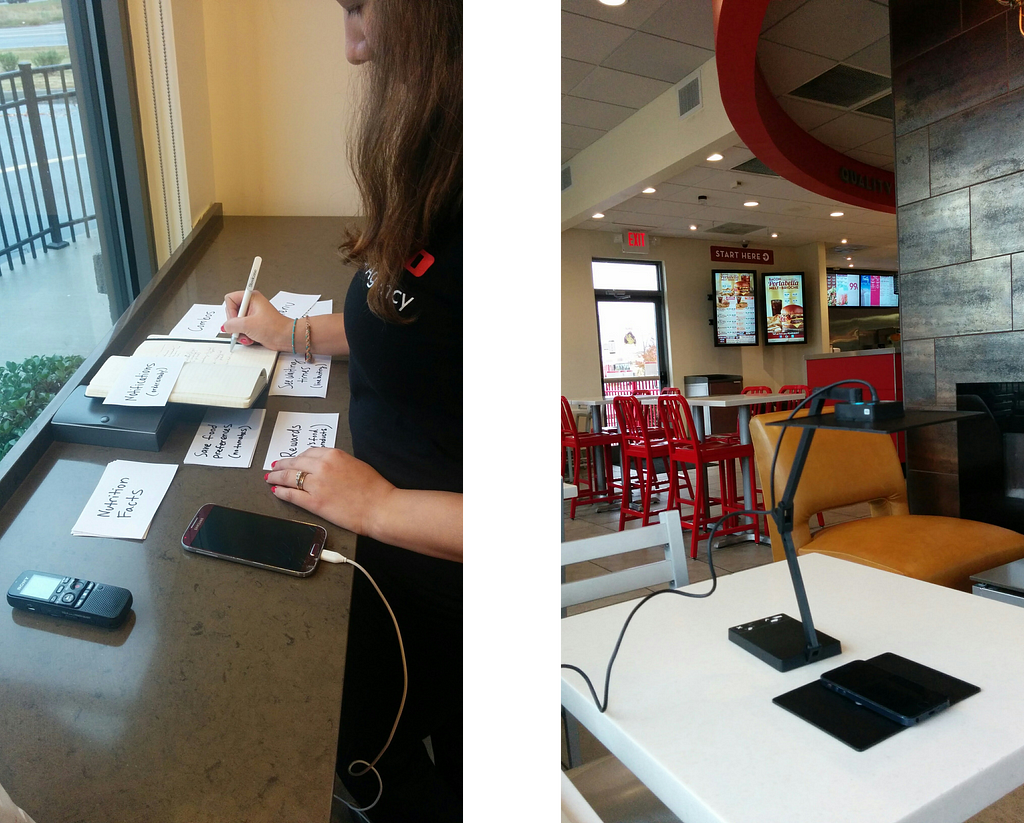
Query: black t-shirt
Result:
<box><xmin>344</xmin><ymin>217</ymin><xmax>463</xmax><ymax>495</ymax></box>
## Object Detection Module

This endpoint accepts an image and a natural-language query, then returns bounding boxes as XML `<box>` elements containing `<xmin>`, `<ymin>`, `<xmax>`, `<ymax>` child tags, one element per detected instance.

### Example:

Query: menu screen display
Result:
<box><xmin>860</xmin><ymin>274</ymin><xmax>899</xmax><ymax>307</ymax></box>
<box><xmin>827</xmin><ymin>273</ymin><xmax>861</xmax><ymax>306</ymax></box>
<box><xmin>712</xmin><ymin>270</ymin><xmax>758</xmax><ymax>347</ymax></box>
<box><xmin>763</xmin><ymin>272</ymin><xmax>807</xmax><ymax>344</ymax></box>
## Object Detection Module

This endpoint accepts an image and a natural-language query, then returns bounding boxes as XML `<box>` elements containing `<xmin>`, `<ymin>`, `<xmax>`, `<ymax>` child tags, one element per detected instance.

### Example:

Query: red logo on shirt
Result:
<box><xmin>405</xmin><ymin>249</ymin><xmax>435</xmax><ymax>277</ymax></box>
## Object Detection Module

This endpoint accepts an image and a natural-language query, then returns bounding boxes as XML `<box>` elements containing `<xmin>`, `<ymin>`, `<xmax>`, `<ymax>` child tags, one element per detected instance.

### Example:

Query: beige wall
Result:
<box><xmin>561</xmin><ymin>229</ymin><xmax>827</xmax><ymax>399</ymax></box>
<box><xmin>198</xmin><ymin>0</ymin><xmax>359</xmax><ymax>216</ymax></box>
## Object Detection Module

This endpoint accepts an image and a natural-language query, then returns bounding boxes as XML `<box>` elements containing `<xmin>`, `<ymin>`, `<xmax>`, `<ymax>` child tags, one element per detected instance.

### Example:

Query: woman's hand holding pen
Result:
<box><xmin>222</xmin><ymin>290</ymin><xmax>292</xmax><ymax>352</ymax></box>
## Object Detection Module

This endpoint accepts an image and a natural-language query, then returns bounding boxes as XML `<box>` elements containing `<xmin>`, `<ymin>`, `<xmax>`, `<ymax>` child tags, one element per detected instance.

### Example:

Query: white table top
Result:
<box><xmin>687</xmin><ymin>391</ymin><xmax>803</xmax><ymax>407</ymax></box>
<box><xmin>569</xmin><ymin>392</ymin><xmax>804</xmax><ymax>408</ymax></box>
<box><xmin>561</xmin><ymin>554</ymin><xmax>1024</xmax><ymax>823</ymax></box>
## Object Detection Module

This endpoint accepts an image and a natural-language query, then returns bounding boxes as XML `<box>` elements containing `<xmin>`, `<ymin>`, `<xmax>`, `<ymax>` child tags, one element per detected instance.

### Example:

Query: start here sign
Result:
<box><xmin>711</xmin><ymin>245</ymin><xmax>774</xmax><ymax>265</ymax></box>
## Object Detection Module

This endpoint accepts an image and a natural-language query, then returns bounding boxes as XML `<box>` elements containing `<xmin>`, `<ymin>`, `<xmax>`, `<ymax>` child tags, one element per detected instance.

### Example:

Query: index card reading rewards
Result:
<box><xmin>72</xmin><ymin>460</ymin><xmax>178</xmax><ymax>539</ymax></box>
<box><xmin>102</xmin><ymin>356</ymin><xmax>184</xmax><ymax>406</ymax></box>
<box><xmin>263</xmin><ymin>412</ymin><xmax>339</xmax><ymax>469</ymax></box>
<box><xmin>184</xmin><ymin>408</ymin><xmax>266</xmax><ymax>468</ymax></box>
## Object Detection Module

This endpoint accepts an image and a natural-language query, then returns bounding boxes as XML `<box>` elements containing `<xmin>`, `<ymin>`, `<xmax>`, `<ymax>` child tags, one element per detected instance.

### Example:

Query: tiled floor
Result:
<box><xmin>560</xmin><ymin>468</ymin><xmax>1024</xmax><ymax>822</ymax></box>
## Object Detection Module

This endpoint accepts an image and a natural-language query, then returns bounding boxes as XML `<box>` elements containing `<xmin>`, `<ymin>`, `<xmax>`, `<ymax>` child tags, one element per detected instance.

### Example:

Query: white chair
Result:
<box><xmin>561</xmin><ymin>508</ymin><xmax>688</xmax><ymax>612</ymax></box>
<box><xmin>561</xmin><ymin>509</ymin><xmax>688</xmax><ymax>823</ymax></box>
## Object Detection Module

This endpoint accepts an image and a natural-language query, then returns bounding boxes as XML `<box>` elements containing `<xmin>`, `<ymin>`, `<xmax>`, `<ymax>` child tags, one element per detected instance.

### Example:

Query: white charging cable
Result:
<box><xmin>320</xmin><ymin>549</ymin><xmax>407</xmax><ymax>814</ymax></box>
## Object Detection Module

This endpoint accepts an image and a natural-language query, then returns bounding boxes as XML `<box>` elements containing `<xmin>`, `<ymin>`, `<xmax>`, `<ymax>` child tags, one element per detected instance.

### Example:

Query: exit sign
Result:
<box><xmin>621</xmin><ymin>229</ymin><xmax>649</xmax><ymax>255</ymax></box>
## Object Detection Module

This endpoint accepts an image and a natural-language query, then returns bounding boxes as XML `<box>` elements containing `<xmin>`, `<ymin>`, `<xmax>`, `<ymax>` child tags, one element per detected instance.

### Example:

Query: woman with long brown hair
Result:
<box><xmin>223</xmin><ymin>1</ymin><xmax>462</xmax><ymax>819</ymax></box>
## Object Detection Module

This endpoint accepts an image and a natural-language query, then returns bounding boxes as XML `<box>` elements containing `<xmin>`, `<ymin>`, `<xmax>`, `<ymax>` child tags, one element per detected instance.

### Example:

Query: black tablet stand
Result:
<box><xmin>728</xmin><ymin>384</ymin><xmax>981</xmax><ymax>672</ymax></box>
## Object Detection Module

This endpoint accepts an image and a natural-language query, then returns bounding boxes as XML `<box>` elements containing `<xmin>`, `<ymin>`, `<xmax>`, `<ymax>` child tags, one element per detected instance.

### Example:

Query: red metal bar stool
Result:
<box><xmin>631</xmin><ymin>389</ymin><xmax>664</xmax><ymax>440</ymax></box>
<box><xmin>777</xmin><ymin>384</ymin><xmax>809</xmax><ymax>412</ymax></box>
<box><xmin>659</xmin><ymin>394</ymin><xmax>760</xmax><ymax>558</ymax></box>
<box><xmin>613</xmin><ymin>395</ymin><xmax>671</xmax><ymax>530</ymax></box>
<box><xmin>561</xmin><ymin>397</ymin><xmax>619</xmax><ymax>519</ymax></box>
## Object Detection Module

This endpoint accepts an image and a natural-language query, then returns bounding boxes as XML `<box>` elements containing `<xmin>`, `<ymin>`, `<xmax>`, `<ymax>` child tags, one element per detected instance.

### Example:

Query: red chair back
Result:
<box><xmin>741</xmin><ymin>385</ymin><xmax>773</xmax><ymax>417</ymax></box>
<box><xmin>561</xmin><ymin>396</ymin><xmax>581</xmax><ymax>444</ymax></box>
<box><xmin>631</xmin><ymin>389</ymin><xmax>660</xmax><ymax>429</ymax></box>
<box><xmin>778</xmin><ymin>384</ymin><xmax>809</xmax><ymax>411</ymax></box>
<box><xmin>660</xmin><ymin>387</ymin><xmax>682</xmax><ymax>395</ymax></box>
<box><xmin>613</xmin><ymin>395</ymin><xmax>653</xmax><ymax>450</ymax></box>
<box><xmin>658</xmin><ymin>395</ymin><xmax>701</xmax><ymax>453</ymax></box>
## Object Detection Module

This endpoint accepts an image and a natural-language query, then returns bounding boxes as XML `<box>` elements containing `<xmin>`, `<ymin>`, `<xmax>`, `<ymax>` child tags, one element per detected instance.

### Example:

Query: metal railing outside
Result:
<box><xmin>0</xmin><ymin>60</ymin><xmax>95</xmax><ymax>272</ymax></box>
<box><xmin>601</xmin><ymin>377</ymin><xmax>662</xmax><ymax>429</ymax></box>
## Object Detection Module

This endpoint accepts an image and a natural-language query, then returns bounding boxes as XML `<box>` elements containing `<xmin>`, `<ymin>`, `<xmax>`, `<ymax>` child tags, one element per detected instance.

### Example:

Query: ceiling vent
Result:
<box><xmin>561</xmin><ymin>165</ymin><xmax>572</xmax><ymax>192</ymax></box>
<box><xmin>677</xmin><ymin>70</ymin><xmax>702</xmax><ymax>120</ymax></box>
<box><xmin>831</xmin><ymin>244</ymin><xmax>869</xmax><ymax>253</ymax></box>
<box><xmin>710</xmin><ymin>222</ymin><xmax>765</xmax><ymax>236</ymax></box>
<box><xmin>789</xmin><ymin>64</ymin><xmax>890</xmax><ymax>109</ymax></box>
<box><xmin>731</xmin><ymin>158</ymin><xmax>778</xmax><ymax>176</ymax></box>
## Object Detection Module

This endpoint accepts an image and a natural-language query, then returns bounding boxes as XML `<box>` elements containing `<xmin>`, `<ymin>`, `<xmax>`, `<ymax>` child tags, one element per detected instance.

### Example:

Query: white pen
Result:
<box><xmin>230</xmin><ymin>256</ymin><xmax>262</xmax><ymax>352</ymax></box>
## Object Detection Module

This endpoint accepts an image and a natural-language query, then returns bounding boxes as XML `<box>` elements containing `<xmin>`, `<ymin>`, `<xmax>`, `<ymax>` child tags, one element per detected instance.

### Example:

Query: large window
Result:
<box><xmin>592</xmin><ymin>259</ymin><xmax>668</xmax><ymax>397</ymax></box>
<box><xmin>0</xmin><ymin>0</ymin><xmax>155</xmax><ymax>462</ymax></box>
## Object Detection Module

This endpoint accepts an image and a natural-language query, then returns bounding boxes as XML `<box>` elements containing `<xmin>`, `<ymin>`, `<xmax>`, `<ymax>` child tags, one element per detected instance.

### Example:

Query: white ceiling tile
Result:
<box><xmin>562</xmin><ymin>11</ymin><xmax>634</xmax><ymax>65</ymax></box>
<box><xmin>562</xmin><ymin>58</ymin><xmax>595</xmax><ymax>94</ymax></box>
<box><xmin>663</xmin><ymin>165</ymin><xmax>716</xmax><ymax>187</ymax></box>
<box><xmin>562</xmin><ymin>95</ymin><xmax>636</xmax><ymax>131</ymax></box>
<box><xmin>778</xmin><ymin>96</ymin><xmax>845</xmax><ymax>131</ymax></box>
<box><xmin>638</xmin><ymin>0</ymin><xmax>715</xmax><ymax>49</ymax></box>
<box><xmin>844</xmin><ymin>36</ymin><xmax>892</xmax><ymax>77</ymax></box>
<box><xmin>762</xmin><ymin>0</ymin><xmax>813</xmax><ymax>32</ymax></box>
<box><xmin>562</xmin><ymin>122</ymin><xmax>607</xmax><ymax>151</ymax></box>
<box><xmin>563</xmin><ymin>146</ymin><xmax>579</xmax><ymax>164</ymax></box>
<box><xmin>570</xmin><ymin>66</ymin><xmax>673</xmax><ymax>109</ymax></box>
<box><xmin>857</xmin><ymin>133</ymin><xmax>895</xmax><ymax>157</ymax></box>
<box><xmin>760</xmin><ymin>0</ymin><xmax>891</xmax><ymax>62</ymax></box>
<box><xmin>603</xmin><ymin>31</ymin><xmax>713</xmax><ymax>83</ymax></box>
<box><xmin>757</xmin><ymin>41</ymin><xmax>837</xmax><ymax>96</ymax></box>
<box><xmin>561</xmin><ymin>0</ymin><xmax>672</xmax><ymax>30</ymax></box>
<box><xmin>807</xmin><ymin>112</ymin><xmax>893</xmax><ymax>150</ymax></box>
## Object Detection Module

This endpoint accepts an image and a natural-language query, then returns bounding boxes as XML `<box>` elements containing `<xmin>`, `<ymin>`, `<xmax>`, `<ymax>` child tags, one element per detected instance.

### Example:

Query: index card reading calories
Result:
<box><xmin>72</xmin><ymin>460</ymin><xmax>178</xmax><ymax>539</ymax></box>
<box><xmin>264</xmin><ymin>412</ymin><xmax>339</xmax><ymax>469</ymax></box>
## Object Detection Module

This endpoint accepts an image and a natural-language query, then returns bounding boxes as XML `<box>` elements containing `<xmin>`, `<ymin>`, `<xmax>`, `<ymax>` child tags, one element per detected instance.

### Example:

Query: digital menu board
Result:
<box><xmin>712</xmin><ymin>270</ymin><xmax>759</xmax><ymax>347</ymax></box>
<box><xmin>827</xmin><ymin>273</ymin><xmax>861</xmax><ymax>306</ymax></box>
<box><xmin>860</xmin><ymin>274</ymin><xmax>899</xmax><ymax>307</ymax></box>
<box><xmin>763</xmin><ymin>272</ymin><xmax>807</xmax><ymax>344</ymax></box>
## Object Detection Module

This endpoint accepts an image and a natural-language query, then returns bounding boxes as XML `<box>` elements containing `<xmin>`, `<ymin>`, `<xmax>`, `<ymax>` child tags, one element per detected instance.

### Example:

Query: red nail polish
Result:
<box><xmin>264</xmin><ymin>473</ymin><xmax>269</xmax><ymax>481</ymax></box>
<box><xmin>220</xmin><ymin>325</ymin><xmax>225</xmax><ymax>332</ymax></box>
<box><xmin>271</xmin><ymin>486</ymin><xmax>277</xmax><ymax>493</ymax></box>
<box><xmin>271</xmin><ymin>461</ymin><xmax>277</xmax><ymax>468</ymax></box>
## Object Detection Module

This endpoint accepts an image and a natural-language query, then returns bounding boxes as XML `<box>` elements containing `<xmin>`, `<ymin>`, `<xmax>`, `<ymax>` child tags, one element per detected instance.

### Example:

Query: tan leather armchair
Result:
<box><xmin>749</xmin><ymin>410</ymin><xmax>1024</xmax><ymax>590</ymax></box>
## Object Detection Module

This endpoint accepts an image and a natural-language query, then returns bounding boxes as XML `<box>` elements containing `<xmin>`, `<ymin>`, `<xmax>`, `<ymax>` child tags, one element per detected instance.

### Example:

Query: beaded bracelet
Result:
<box><xmin>304</xmin><ymin>317</ymin><xmax>313</xmax><ymax>363</ymax></box>
<box><xmin>291</xmin><ymin>318</ymin><xmax>299</xmax><ymax>354</ymax></box>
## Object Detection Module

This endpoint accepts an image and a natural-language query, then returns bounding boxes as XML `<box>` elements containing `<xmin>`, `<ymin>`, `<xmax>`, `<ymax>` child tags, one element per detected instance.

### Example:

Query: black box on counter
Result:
<box><xmin>51</xmin><ymin>386</ymin><xmax>174</xmax><ymax>451</ymax></box>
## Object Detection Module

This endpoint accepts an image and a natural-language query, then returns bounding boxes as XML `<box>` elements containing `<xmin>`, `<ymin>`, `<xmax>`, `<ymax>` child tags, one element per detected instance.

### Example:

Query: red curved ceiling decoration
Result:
<box><xmin>713</xmin><ymin>0</ymin><xmax>896</xmax><ymax>213</ymax></box>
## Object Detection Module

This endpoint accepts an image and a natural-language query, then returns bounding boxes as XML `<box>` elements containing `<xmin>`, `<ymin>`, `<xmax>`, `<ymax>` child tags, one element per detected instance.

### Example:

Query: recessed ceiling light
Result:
<box><xmin>593</xmin><ymin>213</ymin><xmax>604</xmax><ymax>219</ymax></box>
<box><xmin>771</xmin><ymin>232</ymin><xmax>779</xmax><ymax>238</ymax></box>
<box><xmin>642</xmin><ymin>187</ymin><xmax>656</xmax><ymax>194</ymax></box>
<box><xmin>831</xmin><ymin>211</ymin><xmax>844</xmax><ymax>217</ymax></box>
<box><xmin>847</xmin><ymin>257</ymin><xmax>852</xmax><ymax>261</ymax></box>
<box><xmin>599</xmin><ymin>0</ymin><xmax>627</xmax><ymax>5</ymax></box>
<box><xmin>689</xmin><ymin>225</ymin><xmax>698</xmax><ymax>231</ymax></box>
<box><xmin>707</xmin><ymin>153</ymin><xmax>724</xmax><ymax>162</ymax></box>
<box><xmin>744</xmin><ymin>201</ymin><xmax>759</xmax><ymax>207</ymax></box>
<box><xmin>841</xmin><ymin>238</ymin><xmax>848</xmax><ymax>244</ymax></box>
<box><xmin>849</xmin><ymin>264</ymin><xmax>854</xmax><ymax>268</ymax></box>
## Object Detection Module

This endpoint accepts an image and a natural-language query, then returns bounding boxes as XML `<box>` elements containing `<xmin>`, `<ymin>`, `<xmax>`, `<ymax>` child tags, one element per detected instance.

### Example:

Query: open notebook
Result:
<box><xmin>86</xmin><ymin>337</ymin><xmax>278</xmax><ymax>408</ymax></box>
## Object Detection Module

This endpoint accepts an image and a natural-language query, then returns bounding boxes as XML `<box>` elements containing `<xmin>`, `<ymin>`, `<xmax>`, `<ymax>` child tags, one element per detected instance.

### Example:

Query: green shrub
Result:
<box><xmin>0</xmin><ymin>354</ymin><xmax>83</xmax><ymax>460</ymax></box>
<box><xmin>0</xmin><ymin>52</ymin><xmax>17</xmax><ymax>73</ymax></box>
<box><xmin>32</xmin><ymin>49</ymin><xmax>62</xmax><ymax>68</ymax></box>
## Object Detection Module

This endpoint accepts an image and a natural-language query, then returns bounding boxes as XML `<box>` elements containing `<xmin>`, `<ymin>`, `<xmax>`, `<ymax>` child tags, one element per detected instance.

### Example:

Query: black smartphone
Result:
<box><xmin>181</xmin><ymin>504</ymin><xmax>327</xmax><ymax>577</ymax></box>
<box><xmin>7</xmin><ymin>571</ymin><xmax>133</xmax><ymax>629</ymax></box>
<box><xmin>820</xmin><ymin>659</ymin><xmax>950</xmax><ymax>726</ymax></box>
